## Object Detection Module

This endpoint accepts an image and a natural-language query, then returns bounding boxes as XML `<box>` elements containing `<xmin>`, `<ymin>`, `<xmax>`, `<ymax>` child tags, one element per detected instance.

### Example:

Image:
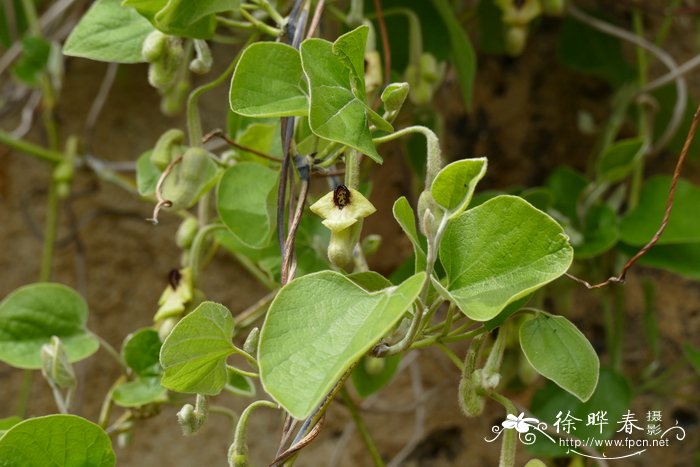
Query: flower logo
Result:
<box><xmin>502</xmin><ymin>413</ymin><xmax>540</xmax><ymax>433</ymax></box>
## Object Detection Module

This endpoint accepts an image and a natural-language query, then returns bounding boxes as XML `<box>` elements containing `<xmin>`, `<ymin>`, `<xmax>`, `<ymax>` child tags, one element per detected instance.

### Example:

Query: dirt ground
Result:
<box><xmin>1</xmin><ymin>6</ymin><xmax>700</xmax><ymax>467</ymax></box>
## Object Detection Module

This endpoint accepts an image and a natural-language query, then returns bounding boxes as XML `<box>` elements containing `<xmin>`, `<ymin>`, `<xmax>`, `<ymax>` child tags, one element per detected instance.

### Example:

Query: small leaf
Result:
<box><xmin>12</xmin><ymin>36</ymin><xmax>51</xmax><ymax>86</ymax></box>
<box><xmin>0</xmin><ymin>283</ymin><xmax>99</xmax><ymax>369</ymax></box>
<box><xmin>392</xmin><ymin>196</ymin><xmax>427</xmax><ymax>271</ymax></box>
<box><xmin>431</xmin><ymin>157</ymin><xmax>487</xmax><ymax>216</ymax></box>
<box><xmin>136</xmin><ymin>150</ymin><xmax>160</xmax><ymax>196</ymax></box>
<box><xmin>217</xmin><ymin>162</ymin><xmax>279</xmax><ymax>248</ymax></box>
<box><xmin>520</xmin><ymin>312</ymin><xmax>600</xmax><ymax>402</ymax></box>
<box><xmin>160</xmin><ymin>302</ymin><xmax>235</xmax><ymax>395</ymax></box>
<box><xmin>124</xmin><ymin>0</ymin><xmax>239</xmax><ymax>39</ymax></box>
<box><xmin>351</xmin><ymin>354</ymin><xmax>401</xmax><ymax>398</ymax></box>
<box><xmin>122</xmin><ymin>328</ymin><xmax>162</xmax><ymax>376</ymax></box>
<box><xmin>112</xmin><ymin>377</ymin><xmax>166</xmax><ymax>407</ymax></box>
<box><xmin>438</xmin><ymin>196</ymin><xmax>573</xmax><ymax>321</ymax></box>
<box><xmin>620</xmin><ymin>176</ymin><xmax>700</xmax><ymax>245</ymax></box>
<box><xmin>230</xmin><ymin>42</ymin><xmax>308</xmax><ymax>118</ymax></box>
<box><xmin>63</xmin><ymin>0</ymin><xmax>155</xmax><ymax>63</ymax></box>
<box><xmin>259</xmin><ymin>272</ymin><xmax>425</xmax><ymax>419</ymax></box>
<box><xmin>574</xmin><ymin>203</ymin><xmax>619</xmax><ymax>259</ymax></box>
<box><xmin>0</xmin><ymin>414</ymin><xmax>115</xmax><ymax>466</ymax></box>
<box><xmin>301</xmin><ymin>30</ymin><xmax>389</xmax><ymax>163</ymax></box>
<box><xmin>546</xmin><ymin>166</ymin><xmax>588</xmax><ymax>224</ymax></box>
<box><xmin>596</xmin><ymin>137</ymin><xmax>645</xmax><ymax>182</ymax></box>
<box><xmin>224</xmin><ymin>366</ymin><xmax>256</xmax><ymax>397</ymax></box>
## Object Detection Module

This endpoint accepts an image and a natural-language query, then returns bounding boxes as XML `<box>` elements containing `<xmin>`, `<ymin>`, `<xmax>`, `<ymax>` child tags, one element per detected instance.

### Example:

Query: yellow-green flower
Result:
<box><xmin>310</xmin><ymin>185</ymin><xmax>376</xmax><ymax>269</ymax></box>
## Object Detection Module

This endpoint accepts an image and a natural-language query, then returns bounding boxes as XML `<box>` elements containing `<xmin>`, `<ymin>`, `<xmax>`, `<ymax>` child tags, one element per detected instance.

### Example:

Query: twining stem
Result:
<box><xmin>344</xmin><ymin>150</ymin><xmax>360</xmax><ymax>189</ymax></box>
<box><xmin>0</xmin><ymin>129</ymin><xmax>63</xmax><ymax>163</ymax></box>
<box><xmin>39</xmin><ymin>180</ymin><xmax>59</xmax><ymax>281</ymax></box>
<box><xmin>340</xmin><ymin>386</ymin><xmax>385</xmax><ymax>467</ymax></box>
<box><xmin>186</xmin><ymin>41</ymin><xmax>251</xmax><ymax>147</ymax></box>
<box><xmin>487</xmin><ymin>392</ymin><xmax>518</xmax><ymax>467</ymax></box>
<box><xmin>629</xmin><ymin>9</ymin><xmax>650</xmax><ymax>211</ymax></box>
<box><xmin>435</xmin><ymin>342</ymin><xmax>464</xmax><ymax>371</ymax></box>
<box><xmin>189</xmin><ymin>223</ymin><xmax>227</xmax><ymax>286</ymax></box>
<box><xmin>373</xmin><ymin>125</ymin><xmax>442</xmax><ymax>189</ymax></box>
<box><xmin>228</xmin><ymin>400</ymin><xmax>279</xmax><ymax>466</ymax></box>
<box><xmin>14</xmin><ymin>369</ymin><xmax>33</xmax><ymax>417</ymax></box>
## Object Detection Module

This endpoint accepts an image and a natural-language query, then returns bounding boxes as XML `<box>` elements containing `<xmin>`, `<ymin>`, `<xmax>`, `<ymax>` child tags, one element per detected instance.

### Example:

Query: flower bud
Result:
<box><xmin>189</xmin><ymin>40</ymin><xmax>212</xmax><ymax>75</ymax></box>
<box><xmin>41</xmin><ymin>336</ymin><xmax>76</xmax><ymax>389</ymax></box>
<box><xmin>151</xmin><ymin>128</ymin><xmax>185</xmax><ymax>170</ymax></box>
<box><xmin>364</xmin><ymin>356</ymin><xmax>385</xmax><ymax>375</ymax></box>
<box><xmin>175</xmin><ymin>217</ymin><xmax>199</xmax><ymax>249</ymax></box>
<box><xmin>243</xmin><ymin>327</ymin><xmax>260</xmax><ymax>356</ymax></box>
<box><xmin>381</xmin><ymin>82</ymin><xmax>410</xmax><ymax>116</ymax></box>
<box><xmin>142</xmin><ymin>31</ymin><xmax>167</xmax><ymax>63</ymax></box>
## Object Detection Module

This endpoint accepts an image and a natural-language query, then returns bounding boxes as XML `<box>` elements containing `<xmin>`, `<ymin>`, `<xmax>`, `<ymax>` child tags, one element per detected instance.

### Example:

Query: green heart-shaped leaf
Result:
<box><xmin>0</xmin><ymin>283</ymin><xmax>99</xmax><ymax>369</ymax></box>
<box><xmin>112</xmin><ymin>377</ymin><xmax>166</xmax><ymax>407</ymax></box>
<box><xmin>230</xmin><ymin>42</ymin><xmax>309</xmax><ymax>117</ymax></box>
<box><xmin>160</xmin><ymin>302</ymin><xmax>235</xmax><ymax>395</ymax></box>
<box><xmin>259</xmin><ymin>271</ymin><xmax>425</xmax><ymax>419</ymax></box>
<box><xmin>520</xmin><ymin>312</ymin><xmax>600</xmax><ymax>402</ymax></box>
<box><xmin>596</xmin><ymin>137</ymin><xmax>645</xmax><ymax>183</ymax></box>
<box><xmin>431</xmin><ymin>157</ymin><xmax>487</xmax><ymax>217</ymax></box>
<box><xmin>122</xmin><ymin>328</ymin><xmax>162</xmax><ymax>376</ymax></box>
<box><xmin>438</xmin><ymin>195</ymin><xmax>573</xmax><ymax>321</ymax></box>
<box><xmin>217</xmin><ymin>162</ymin><xmax>279</xmax><ymax>248</ymax></box>
<box><xmin>0</xmin><ymin>415</ymin><xmax>115</xmax><ymax>466</ymax></box>
<box><xmin>64</xmin><ymin>0</ymin><xmax>155</xmax><ymax>63</ymax></box>
<box><xmin>300</xmin><ymin>27</ymin><xmax>391</xmax><ymax>163</ymax></box>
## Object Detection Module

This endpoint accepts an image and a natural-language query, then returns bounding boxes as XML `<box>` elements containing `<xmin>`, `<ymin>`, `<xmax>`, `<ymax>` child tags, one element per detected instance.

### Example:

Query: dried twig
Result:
<box><xmin>306</xmin><ymin>0</ymin><xmax>325</xmax><ymax>39</ymax></box>
<box><xmin>84</xmin><ymin>62</ymin><xmax>118</xmax><ymax>151</ymax></box>
<box><xmin>269</xmin><ymin>415</ymin><xmax>325</xmax><ymax>467</ymax></box>
<box><xmin>147</xmin><ymin>155</ymin><xmax>183</xmax><ymax>224</ymax></box>
<box><xmin>567</xmin><ymin>103</ymin><xmax>700</xmax><ymax>289</ymax></box>
<box><xmin>202</xmin><ymin>128</ymin><xmax>282</xmax><ymax>162</ymax></box>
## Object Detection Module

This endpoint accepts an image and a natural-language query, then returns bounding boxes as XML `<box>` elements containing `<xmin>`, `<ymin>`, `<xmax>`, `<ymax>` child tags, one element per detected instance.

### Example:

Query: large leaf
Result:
<box><xmin>259</xmin><ymin>271</ymin><xmax>425</xmax><ymax>419</ymax></box>
<box><xmin>216</xmin><ymin>162</ymin><xmax>278</xmax><ymax>248</ymax></box>
<box><xmin>430</xmin><ymin>0</ymin><xmax>476</xmax><ymax>110</ymax></box>
<box><xmin>520</xmin><ymin>312</ymin><xmax>600</xmax><ymax>402</ymax></box>
<box><xmin>63</xmin><ymin>0</ymin><xmax>155</xmax><ymax>63</ymax></box>
<box><xmin>0</xmin><ymin>414</ymin><xmax>115</xmax><ymax>466</ymax></box>
<box><xmin>160</xmin><ymin>302</ymin><xmax>235</xmax><ymax>395</ymax></box>
<box><xmin>230</xmin><ymin>42</ymin><xmax>308</xmax><ymax>117</ymax></box>
<box><xmin>620</xmin><ymin>176</ymin><xmax>700</xmax><ymax>245</ymax></box>
<box><xmin>300</xmin><ymin>27</ymin><xmax>390</xmax><ymax>163</ymax></box>
<box><xmin>430</xmin><ymin>157</ymin><xmax>487</xmax><ymax>217</ymax></box>
<box><xmin>0</xmin><ymin>283</ymin><xmax>99</xmax><ymax>369</ymax></box>
<box><xmin>438</xmin><ymin>196</ymin><xmax>573</xmax><ymax>321</ymax></box>
<box><xmin>392</xmin><ymin>197</ymin><xmax>427</xmax><ymax>271</ymax></box>
<box><xmin>12</xmin><ymin>37</ymin><xmax>51</xmax><ymax>86</ymax></box>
